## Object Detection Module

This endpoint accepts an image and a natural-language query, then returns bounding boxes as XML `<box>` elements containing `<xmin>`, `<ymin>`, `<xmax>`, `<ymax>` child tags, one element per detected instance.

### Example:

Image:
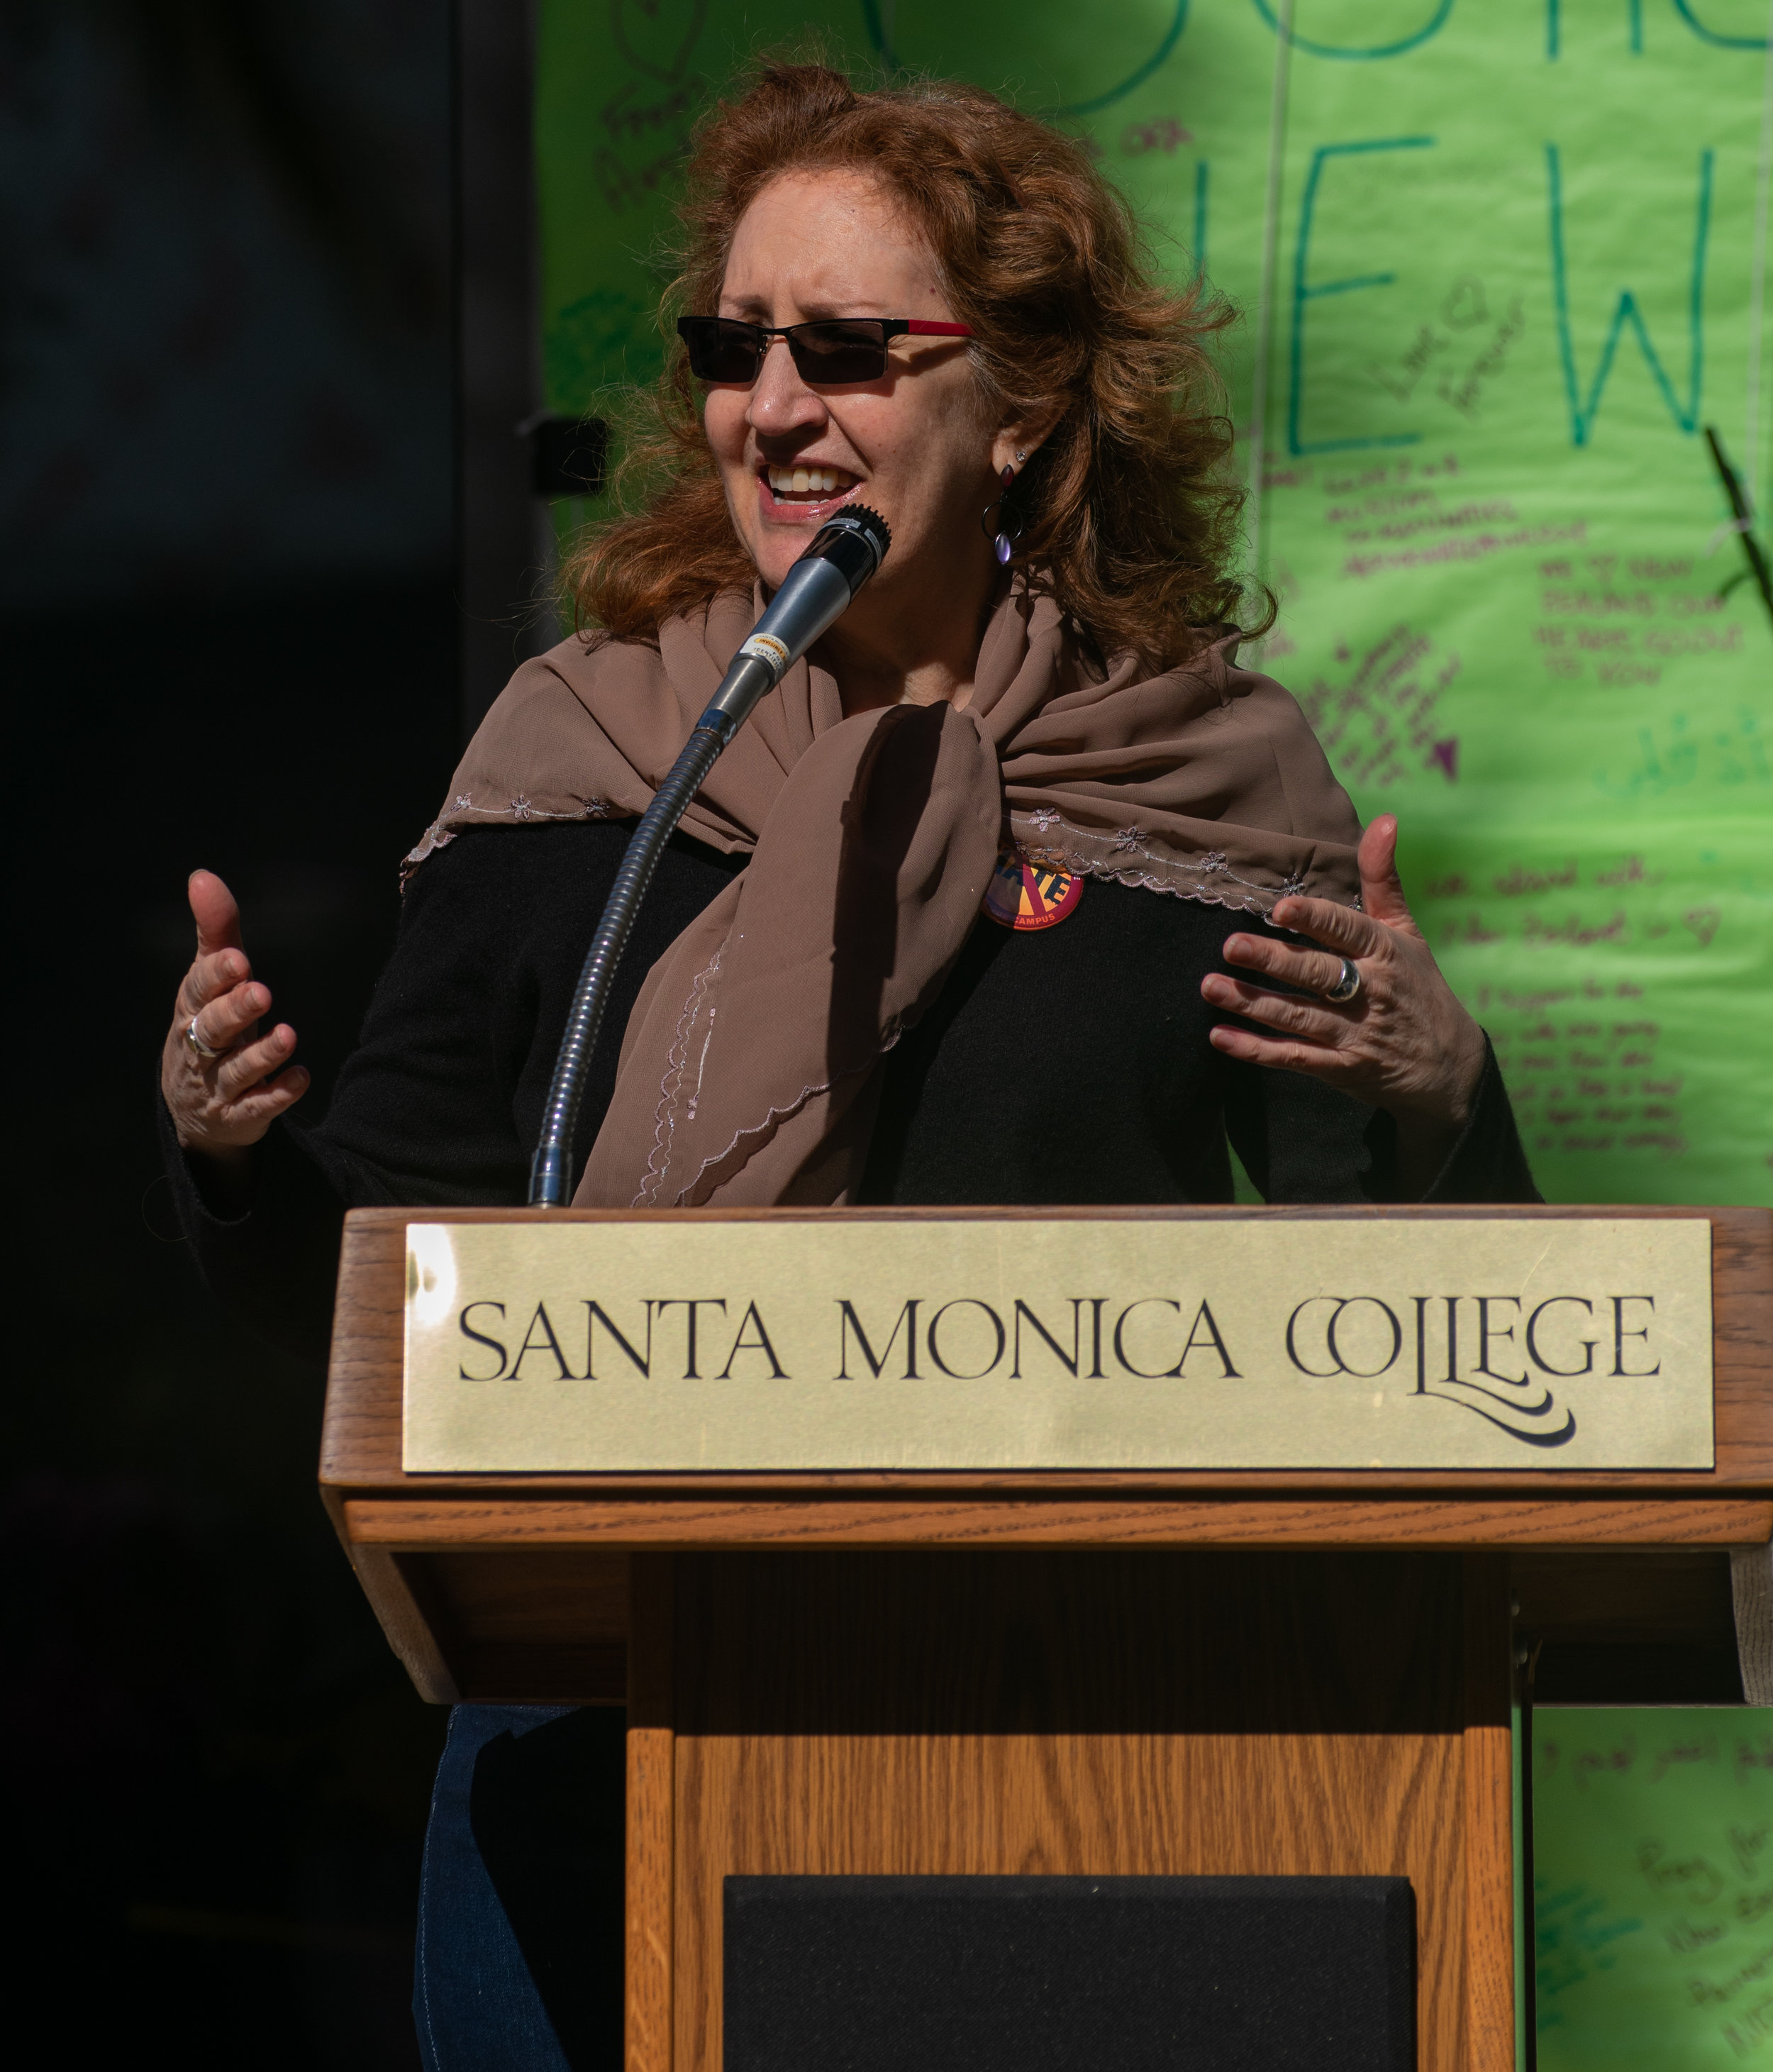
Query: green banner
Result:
<box><xmin>1533</xmin><ymin>1705</ymin><xmax>1773</xmax><ymax>2068</ymax></box>
<box><xmin>535</xmin><ymin>1</ymin><xmax>1773</xmax><ymax>1207</ymax></box>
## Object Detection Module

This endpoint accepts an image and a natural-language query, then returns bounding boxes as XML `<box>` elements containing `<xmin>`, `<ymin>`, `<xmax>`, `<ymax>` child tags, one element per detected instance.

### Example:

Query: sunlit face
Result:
<box><xmin>705</xmin><ymin>168</ymin><xmax>1005</xmax><ymax>611</ymax></box>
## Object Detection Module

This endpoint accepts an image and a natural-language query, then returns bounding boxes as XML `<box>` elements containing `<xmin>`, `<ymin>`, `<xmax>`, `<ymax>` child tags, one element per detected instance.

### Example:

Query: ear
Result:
<box><xmin>989</xmin><ymin>407</ymin><xmax>1065</xmax><ymax>479</ymax></box>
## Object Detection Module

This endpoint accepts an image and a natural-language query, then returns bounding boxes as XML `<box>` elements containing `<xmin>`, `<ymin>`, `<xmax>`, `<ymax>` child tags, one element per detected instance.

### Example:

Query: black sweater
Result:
<box><xmin>162</xmin><ymin>819</ymin><xmax>1538</xmax><ymax>1359</ymax></box>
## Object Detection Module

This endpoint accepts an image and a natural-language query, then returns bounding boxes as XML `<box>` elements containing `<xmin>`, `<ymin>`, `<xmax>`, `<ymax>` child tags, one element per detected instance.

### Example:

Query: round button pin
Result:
<box><xmin>983</xmin><ymin>847</ymin><xmax>1085</xmax><ymax>931</ymax></box>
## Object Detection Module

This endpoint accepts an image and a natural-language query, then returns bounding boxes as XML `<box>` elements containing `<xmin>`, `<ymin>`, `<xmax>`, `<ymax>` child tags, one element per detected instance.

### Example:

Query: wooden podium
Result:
<box><xmin>321</xmin><ymin>1204</ymin><xmax>1771</xmax><ymax>2072</ymax></box>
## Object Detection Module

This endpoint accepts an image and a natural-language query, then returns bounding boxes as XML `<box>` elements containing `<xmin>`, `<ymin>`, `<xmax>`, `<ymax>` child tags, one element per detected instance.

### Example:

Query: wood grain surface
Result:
<box><xmin>627</xmin><ymin>1558</ymin><xmax>674</xmax><ymax>2072</ymax></box>
<box><xmin>1462</xmin><ymin>1557</ymin><xmax>1516</xmax><ymax>2072</ymax></box>
<box><xmin>660</xmin><ymin>1549</ymin><xmax>1506</xmax><ymax>2072</ymax></box>
<box><xmin>335</xmin><ymin>1544</ymin><xmax>630</xmax><ymax>1702</ymax></box>
<box><xmin>341</xmin><ymin>1492</ymin><xmax>1773</xmax><ymax>1551</ymax></box>
<box><xmin>348</xmin><ymin>1539</ymin><xmax>1746</xmax><ymax>1707</ymax></box>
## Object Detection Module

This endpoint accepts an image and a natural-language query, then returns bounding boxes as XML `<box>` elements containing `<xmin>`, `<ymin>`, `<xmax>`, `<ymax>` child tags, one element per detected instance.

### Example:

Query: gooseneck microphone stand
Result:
<box><xmin>526</xmin><ymin>504</ymin><xmax>892</xmax><ymax>1206</ymax></box>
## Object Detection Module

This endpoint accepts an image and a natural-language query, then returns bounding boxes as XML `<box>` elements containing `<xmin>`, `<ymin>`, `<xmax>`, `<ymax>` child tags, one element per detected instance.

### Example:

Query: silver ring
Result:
<box><xmin>184</xmin><ymin>1014</ymin><xmax>225</xmax><ymax>1059</ymax></box>
<box><xmin>1323</xmin><ymin>956</ymin><xmax>1362</xmax><ymax>1004</ymax></box>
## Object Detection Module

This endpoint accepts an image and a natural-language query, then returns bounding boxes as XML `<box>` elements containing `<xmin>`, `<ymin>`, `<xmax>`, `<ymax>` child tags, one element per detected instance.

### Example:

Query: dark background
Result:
<box><xmin>4</xmin><ymin>2</ymin><xmax>545</xmax><ymax>2059</ymax></box>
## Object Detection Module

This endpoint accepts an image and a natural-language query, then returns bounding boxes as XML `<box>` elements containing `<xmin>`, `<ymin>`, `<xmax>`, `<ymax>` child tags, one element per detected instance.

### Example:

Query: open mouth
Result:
<box><xmin>756</xmin><ymin>462</ymin><xmax>861</xmax><ymax>523</ymax></box>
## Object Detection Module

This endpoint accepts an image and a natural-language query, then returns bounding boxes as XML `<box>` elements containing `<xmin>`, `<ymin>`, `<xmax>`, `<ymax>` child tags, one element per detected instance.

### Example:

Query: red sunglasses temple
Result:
<box><xmin>903</xmin><ymin>321</ymin><xmax>973</xmax><ymax>338</ymax></box>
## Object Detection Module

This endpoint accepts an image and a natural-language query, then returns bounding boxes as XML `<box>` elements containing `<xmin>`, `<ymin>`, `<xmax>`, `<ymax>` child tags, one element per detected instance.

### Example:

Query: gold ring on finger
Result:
<box><xmin>184</xmin><ymin>1014</ymin><xmax>226</xmax><ymax>1060</ymax></box>
<box><xmin>1323</xmin><ymin>956</ymin><xmax>1362</xmax><ymax>1004</ymax></box>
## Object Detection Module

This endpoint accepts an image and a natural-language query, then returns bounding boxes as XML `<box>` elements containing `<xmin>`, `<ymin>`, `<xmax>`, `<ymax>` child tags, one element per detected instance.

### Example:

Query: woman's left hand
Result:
<box><xmin>1201</xmin><ymin>814</ymin><xmax>1488</xmax><ymax>1194</ymax></box>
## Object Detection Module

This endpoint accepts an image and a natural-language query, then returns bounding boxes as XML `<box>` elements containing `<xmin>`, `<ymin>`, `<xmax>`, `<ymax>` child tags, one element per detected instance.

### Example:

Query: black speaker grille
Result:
<box><xmin>725</xmin><ymin>1873</ymin><xmax>1414</xmax><ymax>2072</ymax></box>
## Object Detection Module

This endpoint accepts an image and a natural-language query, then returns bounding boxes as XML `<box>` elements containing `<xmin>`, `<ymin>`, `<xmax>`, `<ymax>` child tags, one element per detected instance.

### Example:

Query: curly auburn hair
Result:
<box><xmin>565</xmin><ymin>62</ymin><xmax>1259</xmax><ymax>670</ymax></box>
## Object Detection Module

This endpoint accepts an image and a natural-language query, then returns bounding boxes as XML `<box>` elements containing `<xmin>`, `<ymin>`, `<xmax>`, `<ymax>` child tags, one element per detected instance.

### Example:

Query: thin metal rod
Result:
<box><xmin>527</xmin><ymin>722</ymin><xmax>729</xmax><ymax>1206</ymax></box>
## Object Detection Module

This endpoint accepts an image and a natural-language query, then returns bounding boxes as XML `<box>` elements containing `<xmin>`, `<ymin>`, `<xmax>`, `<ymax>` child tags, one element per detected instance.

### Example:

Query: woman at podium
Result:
<box><xmin>155</xmin><ymin>59</ymin><xmax>1537</xmax><ymax>2067</ymax></box>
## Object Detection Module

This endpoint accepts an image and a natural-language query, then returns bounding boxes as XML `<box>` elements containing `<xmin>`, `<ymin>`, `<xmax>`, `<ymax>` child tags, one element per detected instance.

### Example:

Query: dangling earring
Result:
<box><xmin>981</xmin><ymin>462</ymin><xmax>1025</xmax><ymax>566</ymax></box>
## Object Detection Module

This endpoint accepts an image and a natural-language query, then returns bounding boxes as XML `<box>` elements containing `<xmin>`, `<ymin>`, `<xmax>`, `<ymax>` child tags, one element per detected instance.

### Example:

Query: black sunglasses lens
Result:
<box><xmin>787</xmin><ymin>321</ymin><xmax>889</xmax><ymax>382</ymax></box>
<box><xmin>680</xmin><ymin>318</ymin><xmax>764</xmax><ymax>382</ymax></box>
<box><xmin>678</xmin><ymin>317</ymin><xmax>891</xmax><ymax>383</ymax></box>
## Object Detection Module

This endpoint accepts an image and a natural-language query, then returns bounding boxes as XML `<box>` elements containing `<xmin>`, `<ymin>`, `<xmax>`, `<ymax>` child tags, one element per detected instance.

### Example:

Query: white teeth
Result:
<box><xmin>766</xmin><ymin>466</ymin><xmax>851</xmax><ymax>494</ymax></box>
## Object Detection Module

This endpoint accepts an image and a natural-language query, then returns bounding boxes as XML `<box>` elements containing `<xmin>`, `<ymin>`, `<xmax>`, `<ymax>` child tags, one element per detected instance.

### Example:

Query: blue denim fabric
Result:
<box><xmin>414</xmin><ymin>1704</ymin><xmax>626</xmax><ymax>2071</ymax></box>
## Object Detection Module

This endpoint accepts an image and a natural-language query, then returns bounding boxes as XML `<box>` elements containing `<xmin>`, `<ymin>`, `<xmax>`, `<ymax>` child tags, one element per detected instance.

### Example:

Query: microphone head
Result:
<box><xmin>802</xmin><ymin>504</ymin><xmax>891</xmax><ymax>597</ymax></box>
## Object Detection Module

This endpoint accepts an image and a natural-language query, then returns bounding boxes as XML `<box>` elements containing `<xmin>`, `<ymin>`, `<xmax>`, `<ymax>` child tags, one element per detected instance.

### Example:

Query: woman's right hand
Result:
<box><xmin>161</xmin><ymin>870</ymin><xmax>310</xmax><ymax>1173</ymax></box>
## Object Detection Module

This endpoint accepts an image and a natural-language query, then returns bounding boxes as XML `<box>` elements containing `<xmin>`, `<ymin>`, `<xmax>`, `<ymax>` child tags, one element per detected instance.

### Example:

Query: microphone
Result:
<box><xmin>527</xmin><ymin>503</ymin><xmax>893</xmax><ymax>1206</ymax></box>
<box><xmin>699</xmin><ymin>504</ymin><xmax>892</xmax><ymax>741</ymax></box>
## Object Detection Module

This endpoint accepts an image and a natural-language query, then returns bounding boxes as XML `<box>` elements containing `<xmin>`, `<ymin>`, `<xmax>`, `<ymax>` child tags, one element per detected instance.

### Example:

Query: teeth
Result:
<box><xmin>767</xmin><ymin>466</ymin><xmax>850</xmax><ymax>494</ymax></box>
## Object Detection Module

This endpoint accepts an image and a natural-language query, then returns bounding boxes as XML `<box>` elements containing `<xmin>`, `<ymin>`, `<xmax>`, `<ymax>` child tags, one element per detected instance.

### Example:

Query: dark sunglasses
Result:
<box><xmin>677</xmin><ymin>315</ymin><xmax>974</xmax><ymax>386</ymax></box>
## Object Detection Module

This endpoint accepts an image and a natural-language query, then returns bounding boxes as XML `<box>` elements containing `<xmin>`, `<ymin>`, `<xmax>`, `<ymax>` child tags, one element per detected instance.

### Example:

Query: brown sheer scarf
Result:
<box><xmin>405</xmin><ymin>580</ymin><xmax>1363</xmax><ymax>1207</ymax></box>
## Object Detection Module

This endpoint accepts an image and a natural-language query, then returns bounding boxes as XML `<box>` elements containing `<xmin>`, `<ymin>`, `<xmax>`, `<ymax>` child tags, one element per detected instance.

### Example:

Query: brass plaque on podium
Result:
<box><xmin>401</xmin><ymin>1217</ymin><xmax>1713</xmax><ymax>1472</ymax></box>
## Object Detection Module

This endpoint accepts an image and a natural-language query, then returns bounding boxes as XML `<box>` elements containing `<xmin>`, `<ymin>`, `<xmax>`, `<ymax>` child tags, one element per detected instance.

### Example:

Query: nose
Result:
<box><xmin>747</xmin><ymin>336</ymin><xmax>826</xmax><ymax>438</ymax></box>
